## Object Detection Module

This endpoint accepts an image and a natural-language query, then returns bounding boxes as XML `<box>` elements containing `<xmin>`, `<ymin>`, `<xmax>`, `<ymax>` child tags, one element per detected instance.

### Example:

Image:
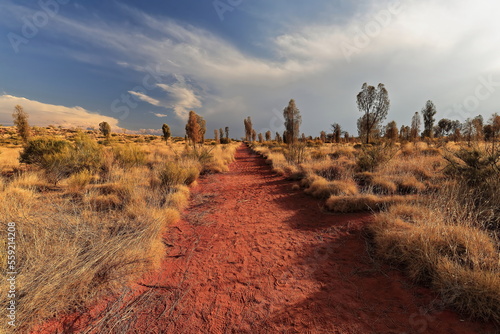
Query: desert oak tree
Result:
<box><xmin>356</xmin><ymin>83</ymin><xmax>390</xmax><ymax>144</ymax></box>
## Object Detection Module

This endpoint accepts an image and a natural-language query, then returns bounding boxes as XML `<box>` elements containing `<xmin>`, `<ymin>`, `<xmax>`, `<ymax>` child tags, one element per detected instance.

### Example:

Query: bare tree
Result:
<box><xmin>356</xmin><ymin>83</ymin><xmax>390</xmax><ymax>144</ymax></box>
<box><xmin>225</xmin><ymin>126</ymin><xmax>229</xmax><ymax>139</ymax></box>
<box><xmin>251</xmin><ymin>129</ymin><xmax>257</xmax><ymax>142</ymax></box>
<box><xmin>12</xmin><ymin>105</ymin><xmax>30</xmax><ymax>142</ymax></box>
<box><xmin>258</xmin><ymin>133</ymin><xmax>263</xmax><ymax>143</ymax></box>
<box><xmin>283</xmin><ymin>99</ymin><xmax>302</xmax><ymax>145</ymax></box>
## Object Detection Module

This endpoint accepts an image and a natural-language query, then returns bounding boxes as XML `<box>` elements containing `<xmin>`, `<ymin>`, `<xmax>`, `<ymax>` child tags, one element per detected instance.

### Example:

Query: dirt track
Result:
<box><xmin>37</xmin><ymin>144</ymin><xmax>495</xmax><ymax>334</ymax></box>
<box><xmin>128</xmin><ymin>144</ymin><xmax>494</xmax><ymax>334</ymax></box>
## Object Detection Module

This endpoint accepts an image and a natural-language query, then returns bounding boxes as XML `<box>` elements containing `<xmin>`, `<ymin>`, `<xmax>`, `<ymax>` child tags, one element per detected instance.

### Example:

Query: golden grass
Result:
<box><xmin>304</xmin><ymin>175</ymin><xmax>358</xmax><ymax>199</ymax></box>
<box><xmin>65</xmin><ymin>170</ymin><xmax>94</xmax><ymax>192</ymax></box>
<box><xmin>0</xmin><ymin>146</ymin><xmax>22</xmax><ymax>172</ymax></box>
<box><xmin>370</xmin><ymin>202</ymin><xmax>500</xmax><ymax>322</ymax></box>
<box><xmin>8</xmin><ymin>171</ymin><xmax>49</xmax><ymax>192</ymax></box>
<box><xmin>0</xmin><ymin>134</ymin><xmax>238</xmax><ymax>333</ymax></box>
<box><xmin>326</xmin><ymin>194</ymin><xmax>412</xmax><ymax>213</ymax></box>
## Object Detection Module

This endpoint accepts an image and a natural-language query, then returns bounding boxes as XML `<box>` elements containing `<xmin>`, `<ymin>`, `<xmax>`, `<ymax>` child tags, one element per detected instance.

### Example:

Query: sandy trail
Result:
<box><xmin>38</xmin><ymin>144</ymin><xmax>495</xmax><ymax>333</ymax></box>
<box><xmin>127</xmin><ymin>144</ymin><xmax>494</xmax><ymax>334</ymax></box>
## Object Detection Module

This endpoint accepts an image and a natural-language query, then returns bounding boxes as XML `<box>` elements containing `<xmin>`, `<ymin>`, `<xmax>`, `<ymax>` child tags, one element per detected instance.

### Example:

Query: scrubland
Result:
<box><xmin>252</xmin><ymin>139</ymin><xmax>500</xmax><ymax>323</ymax></box>
<box><xmin>0</xmin><ymin>128</ymin><xmax>238</xmax><ymax>333</ymax></box>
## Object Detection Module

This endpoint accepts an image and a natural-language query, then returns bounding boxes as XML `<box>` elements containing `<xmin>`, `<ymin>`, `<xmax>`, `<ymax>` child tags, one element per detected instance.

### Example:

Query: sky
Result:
<box><xmin>1</xmin><ymin>0</ymin><xmax>500</xmax><ymax>137</ymax></box>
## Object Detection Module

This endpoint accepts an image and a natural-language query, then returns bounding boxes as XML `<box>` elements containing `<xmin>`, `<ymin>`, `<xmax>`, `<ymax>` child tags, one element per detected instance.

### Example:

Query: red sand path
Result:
<box><xmin>40</xmin><ymin>144</ymin><xmax>497</xmax><ymax>333</ymax></box>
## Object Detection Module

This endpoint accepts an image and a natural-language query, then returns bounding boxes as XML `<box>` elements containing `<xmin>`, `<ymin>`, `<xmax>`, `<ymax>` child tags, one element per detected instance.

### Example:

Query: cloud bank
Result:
<box><xmin>0</xmin><ymin>95</ymin><xmax>120</xmax><ymax>130</ymax></box>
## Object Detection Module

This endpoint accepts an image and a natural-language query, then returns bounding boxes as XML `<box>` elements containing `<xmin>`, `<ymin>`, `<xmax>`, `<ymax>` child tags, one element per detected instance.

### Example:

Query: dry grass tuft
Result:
<box><xmin>434</xmin><ymin>258</ymin><xmax>500</xmax><ymax>323</ymax></box>
<box><xmin>326</xmin><ymin>194</ymin><xmax>411</xmax><ymax>213</ymax></box>
<box><xmin>66</xmin><ymin>170</ymin><xmax>94</xmax><ymax>193</ymax></box>
<box><xmin>304</xmin><ymin>176</ymin><xmax>359</xmax><ymax>199</ymax></box>
<box><xmin>370</xmin><ymin>199</ymin><xmax>500</xmax><ymax>322</ymax></box>
<box><xmin>396</xmin><ymin>175</ymin><xmax>427</xmax><ymax>194</ymax></box>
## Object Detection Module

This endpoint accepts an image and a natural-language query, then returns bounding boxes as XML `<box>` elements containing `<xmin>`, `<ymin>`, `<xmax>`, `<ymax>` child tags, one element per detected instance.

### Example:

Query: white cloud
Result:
<box><xmin>128</xmin><ymin>91</ymin><xmax>160</xmax><ymax>106</ymax></box>
<box><xmin>157</xmin><ymin>83</ymin><xmax>202</xmax><ymax>119</ymax></box>
<box><xmin>0</xmin><ymin>95</ymin><xmax>120</xmax><ymax>129</ymax></box>
<box><xmin>151</xmin><ymin>112</ymin><xmax>168</xmax><ymax>118</ymax></box>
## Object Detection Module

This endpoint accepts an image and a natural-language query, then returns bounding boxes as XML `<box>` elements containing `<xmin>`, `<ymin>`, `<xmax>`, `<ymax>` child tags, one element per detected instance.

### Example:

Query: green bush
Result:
<box><xmin>21</xmin><ymin>133</ymin><xmax>103</xmax><ymax>184</ymax></box>
<box><xmin>19</xmin><ymin>137</ymin><xmax>69</xmax><ymax>165</ymax></box>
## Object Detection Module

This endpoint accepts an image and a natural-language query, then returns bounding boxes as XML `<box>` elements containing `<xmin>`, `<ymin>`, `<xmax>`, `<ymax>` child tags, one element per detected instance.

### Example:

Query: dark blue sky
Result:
<box><xmin>1</xmin><ymin>0</ymin><xmax>499</xmax><ymax>136</ymax></box>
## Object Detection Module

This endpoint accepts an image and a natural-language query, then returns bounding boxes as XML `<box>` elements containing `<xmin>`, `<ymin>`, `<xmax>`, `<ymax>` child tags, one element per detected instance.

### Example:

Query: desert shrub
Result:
<box><xmin>112</xmin><ymin>144</ymin><xmax>147</xmax><ymax>168</ymax></box>
<box><xmin>444</xmin><ymin>147</ymin><xmax>499</xmax><ymax>187</ymax></box>
<box><xmin>284</xmin><ymin>143</ymin><xmax>307</xmax><ymax>164</ymax></box>
<box><xmin>356</xmin><ymin>144</ymin><xmax>398</xmax><ymax>172</ymax></box>
<box><xmin>220</xmin><ymin>137</ymin><xmax>231</xmax><ymax>144</ymax></box>
<box><xmin>20</xmin><ymin>133</ymin><xmax>103</xmax><ymax>184</ymax></box>
<box><xmin>19</xmin><ymin>136</ymin><xmax>69</xmax><ymax>165</ymax></box>
<box><xmin>42</xmin><ymin>133</ymin><xmax>104</xmax><ymax>184</ymax></box>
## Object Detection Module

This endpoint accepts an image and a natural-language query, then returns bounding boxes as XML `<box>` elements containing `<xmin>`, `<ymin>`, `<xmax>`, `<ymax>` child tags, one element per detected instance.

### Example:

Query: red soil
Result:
<box><xmin>37</xmin><ymin>144</ymin><xmax>496</xmax><ymax>333</ymax></box>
